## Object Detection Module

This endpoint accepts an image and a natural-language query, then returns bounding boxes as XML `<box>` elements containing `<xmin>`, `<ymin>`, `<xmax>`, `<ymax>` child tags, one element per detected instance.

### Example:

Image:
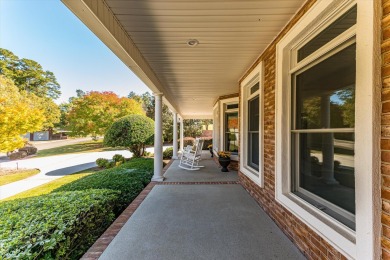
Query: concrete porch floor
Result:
<box><xmin>99</xmin><ymin>154</ymin><xmax>305</xmax><ymax>260</ymax></box>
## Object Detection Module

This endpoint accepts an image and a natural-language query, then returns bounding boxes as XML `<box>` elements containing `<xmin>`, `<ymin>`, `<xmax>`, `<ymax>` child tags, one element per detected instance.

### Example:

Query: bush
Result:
<box><xmin>0</xmin><ymin>189</ymin><xmax>119</xmax><ymax>259</ymax></box>
<box><xmin>54</xmin><ymin>158</ymin><xmax>154</xmax><ymax>213</ymax></box>
<box><xmin>104</xmin><ymin>115</ymin><xmax>154</xmax><ymax>157</ymax></box>
<box><xmin>19</xmin><ymin>146</ymin><xmax>38</xmax><ymax>155</ymax></box>
<box><xmin>163</xmin><ymin>147</ymin><xmax>173</xmax><ymax>159</ymax></box>
<box><xmin>96</xmin><ymin>158</ymin><xmax>109</xmax><ymax>168</ymax></box>
<box><xmin>8</xmin><ymin>151</ymin><xmax>27</xmax><ymax>160</ymax></box>
<box><xmin>181</xmin><ymin>137</ymin><xmax>195</xmax><ymax>147</ymax></box>
<box><xmin>112</xmin><ymin>154</ymin><xmax>125</xmax><ymax>163</ymax></box>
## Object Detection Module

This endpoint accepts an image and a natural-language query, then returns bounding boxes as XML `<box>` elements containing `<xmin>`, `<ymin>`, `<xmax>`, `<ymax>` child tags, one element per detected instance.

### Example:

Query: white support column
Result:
<box><xmin>180</xmin><ymin>117</ymin><xmax>184</xmax><ymax>151</ymax></box>
<box><xmin>152</xmin><ymin>93</ymin><xmax>164</xmax><ymax>181</ymax></box>
<box><xmin>172</xmin><ymin>112</ymin><xmax>178</xmax><ymax>159</ymax></box>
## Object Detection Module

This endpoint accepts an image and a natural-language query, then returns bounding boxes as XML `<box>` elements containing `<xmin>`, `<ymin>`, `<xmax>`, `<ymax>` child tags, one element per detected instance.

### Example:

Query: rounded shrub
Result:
<box><xmin>112</xmin><ymin>154</ymin><xmax>125</xmax><ymax>163</ymax></box>
<box><xmin>96</xmin><ymin>158</ymin><xmax>109</xmax><ymax>168</ymax></box>
<box><xmin>163</xmin><ymin>147</ymin><xmax>173</xmax><ymax>159</ymax></box>
<box><xmin>104</xmin><ymin>115</ymin><xmax>154</xmax><ymax>157</ymax></box>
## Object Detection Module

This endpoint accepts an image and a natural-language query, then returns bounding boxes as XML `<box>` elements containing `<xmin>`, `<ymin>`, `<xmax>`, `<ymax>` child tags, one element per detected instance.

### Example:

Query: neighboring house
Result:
<box><xmin>61</xmin><ymin>0</ymin><xmax>381</xmax><ymax>259</ymax></box>
<box><xmin>23</xmin><ymin>130</ymin><xmax>68</xmax><ymax>141</ymax></box>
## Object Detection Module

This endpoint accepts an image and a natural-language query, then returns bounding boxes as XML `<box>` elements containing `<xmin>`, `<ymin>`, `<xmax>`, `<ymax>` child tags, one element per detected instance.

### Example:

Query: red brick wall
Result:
<box><xmin>237</xmin><ymin>0</ymin><xmax>354</xmax><ymax>259</ymax></box>
<box><xmin>383</xmin><ymin>0</ymin><xmax>390</xmax><ymax>259</ymax></box>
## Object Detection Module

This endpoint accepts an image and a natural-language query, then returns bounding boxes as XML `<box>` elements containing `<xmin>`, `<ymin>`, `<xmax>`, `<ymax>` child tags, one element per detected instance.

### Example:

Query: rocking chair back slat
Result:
<box><xmin>178</xmin><ymin>138</ymin><xmax>205</xmax><ymax>171</ymax></box>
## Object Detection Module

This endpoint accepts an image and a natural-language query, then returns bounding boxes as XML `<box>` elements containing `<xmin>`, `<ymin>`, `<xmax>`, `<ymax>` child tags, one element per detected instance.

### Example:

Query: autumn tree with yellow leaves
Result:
<box><xmin>0</xmin><ymin>76</ymin><xmax>46</xmax><ymax>152</ymax></box>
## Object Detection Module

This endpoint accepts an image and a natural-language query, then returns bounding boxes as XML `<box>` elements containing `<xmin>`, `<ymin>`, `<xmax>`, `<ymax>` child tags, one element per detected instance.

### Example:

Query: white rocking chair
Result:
<box><xmin>179</xmin><ymin>138</ymin><xmax>205</xmax><ymax>171</ymax></box>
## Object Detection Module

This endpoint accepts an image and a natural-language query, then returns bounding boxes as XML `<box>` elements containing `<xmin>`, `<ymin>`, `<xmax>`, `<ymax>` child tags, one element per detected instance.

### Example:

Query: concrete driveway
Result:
<box><xmin>0</xmin><ymin>150</ymin><xmax>131</xmax><ymax>200</ymax></box>
<box><xmin>0</xmin><ymin>145</ymin><xmax>172</xmax><ymax>200</ymax></box>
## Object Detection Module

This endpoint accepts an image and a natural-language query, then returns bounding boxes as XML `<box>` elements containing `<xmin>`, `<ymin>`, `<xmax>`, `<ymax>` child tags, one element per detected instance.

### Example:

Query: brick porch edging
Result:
<box><xmin>161</xmin><ymin>181</ymin><xmax>239</xmax><ymax>185</ymax></box>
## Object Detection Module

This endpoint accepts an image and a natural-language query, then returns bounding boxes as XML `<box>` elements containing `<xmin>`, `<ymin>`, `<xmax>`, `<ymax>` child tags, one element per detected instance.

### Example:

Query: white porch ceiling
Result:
<box><xmin>62</xmin><ymin>0</ymin><xmax>306</xmax><ymax>119</ymax></box>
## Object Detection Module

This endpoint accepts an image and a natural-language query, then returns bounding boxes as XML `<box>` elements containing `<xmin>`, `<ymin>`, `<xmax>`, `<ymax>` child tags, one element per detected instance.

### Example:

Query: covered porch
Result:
<box><xmin>61</xmin><ymin>0</ymin><xmax>381</xmax><ymax>259</ymax></box>
<box><xmin>83</xmin><ymin>154</ymin><xmax>304</xmax><ymax>259</ymax></box>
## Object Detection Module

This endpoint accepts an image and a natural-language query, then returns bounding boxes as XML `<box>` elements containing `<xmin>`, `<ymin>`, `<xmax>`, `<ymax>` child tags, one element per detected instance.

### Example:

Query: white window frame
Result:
<box><xmin>219</xmin><ymin>97</ymin><xmax>239</xmax><ymax>161</ymax></box>
<box><xmin>275</xmin><ymin>0</ymin><xmax>380</xmax><ymax>259</ymax></box>
<box><xmin>240</xmin><ymin>62</ymin><xmax>264</xmax><ymax>187</ymax></box>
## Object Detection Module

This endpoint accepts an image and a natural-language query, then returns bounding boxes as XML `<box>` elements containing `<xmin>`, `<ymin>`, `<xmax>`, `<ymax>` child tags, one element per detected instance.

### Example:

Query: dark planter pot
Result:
<box><xmin>218</xmin><ymin>158</ymin><xmax>231</xmax><ymax>172</ymax></box>
<box><xmin>209</xmin><ymin>148</ymin><xmax>213</xmax><ymax>157</ymax></box>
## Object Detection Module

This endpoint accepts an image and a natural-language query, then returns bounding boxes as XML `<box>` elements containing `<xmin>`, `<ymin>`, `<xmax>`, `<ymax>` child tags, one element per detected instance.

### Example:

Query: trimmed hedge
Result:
<box><xmin>0</xmin><ymin>189</ymin><xmax>119</xmax><ymax>259</ymax></box>
<box><xmin>54</xmin><ymin>158</ymin><xmax>154</xmax><ymax>213</ymax></box>
<box><xmin>0</xmin><ymin>158</ymin><xmax>154</xmax><ymax>259</ymax></box>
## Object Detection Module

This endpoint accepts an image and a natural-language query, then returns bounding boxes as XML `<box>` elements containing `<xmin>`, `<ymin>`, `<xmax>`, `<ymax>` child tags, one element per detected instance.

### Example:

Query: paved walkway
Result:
<box><xmin>98</xmin><ymin>155</ymin><xmax>305</xmax><ymax>260</ymax></box>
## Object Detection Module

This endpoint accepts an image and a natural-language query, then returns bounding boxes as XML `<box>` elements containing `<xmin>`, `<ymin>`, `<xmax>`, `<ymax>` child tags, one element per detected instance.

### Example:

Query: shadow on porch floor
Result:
<box><xmin>97</xmin><ymin>154</ymin><xmax>305</xmax><ymax>260</ymax></box>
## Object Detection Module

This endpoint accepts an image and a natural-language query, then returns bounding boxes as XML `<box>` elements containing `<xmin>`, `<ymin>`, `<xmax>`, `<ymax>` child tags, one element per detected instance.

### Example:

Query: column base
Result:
<box><xmin>152</xmin><ymin>175</ymin><xmax>164</xmax><ymax>182</ymax></box>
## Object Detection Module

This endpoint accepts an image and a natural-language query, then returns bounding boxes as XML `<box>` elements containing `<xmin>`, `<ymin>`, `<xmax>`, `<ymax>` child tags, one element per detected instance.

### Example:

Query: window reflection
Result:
<box><xmin>225</xmin><ymin>112</ymin><xmax>239</xmax><ymax>153</ymax></box>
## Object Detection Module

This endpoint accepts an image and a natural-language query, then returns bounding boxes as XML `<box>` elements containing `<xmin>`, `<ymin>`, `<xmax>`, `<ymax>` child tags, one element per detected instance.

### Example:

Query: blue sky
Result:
<box><xmin>0</xmin><ymin>0</ymin><xmax>150</xmax><ymax>104</ymax></box>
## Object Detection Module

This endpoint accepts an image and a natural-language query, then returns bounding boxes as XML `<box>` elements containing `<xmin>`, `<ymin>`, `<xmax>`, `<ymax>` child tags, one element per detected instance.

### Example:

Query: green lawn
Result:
<box><xmin>0</xmin><ymin>169</ymin><xmax>40</xmax><ymax>186</ymax></box>
<box><xmin>36</xmin><ymin>140</ymin><xmax>125</xmax><ymax>158</ymax></box>
<box><xmin>1</xmin><ymin>168</ymin><xmax>99</xmax><ymax>202</ymax></box>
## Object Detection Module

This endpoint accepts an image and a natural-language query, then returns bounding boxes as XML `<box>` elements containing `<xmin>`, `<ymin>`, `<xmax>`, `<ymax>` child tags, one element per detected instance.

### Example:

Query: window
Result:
<box><xmin>225</xmin><ymin>110</ymin><xmax>238</xmax><ymax>154</ymax></box>
<box><xmin>218</xmin><ymin>97</ymin><xmax>239</xmax><ymax>158</ymax></box>
<box><xmin>292</xmin><ymin>41</ymin><xmax>356</xmax><ymax>229</ymax></box>
<box><xmin>275</xmin><ymin>0</ymin><xmax>379</xmax><ymax>258</ymax></box>
<box><xmin>248</xmin><ymin>95</ymin><xmax>259</xmax><ymax>171</ymax></box>
<box><xmin>240</xmin><ymin>63</ymin><xmax>263</xmax><ymax>186</ymax></box>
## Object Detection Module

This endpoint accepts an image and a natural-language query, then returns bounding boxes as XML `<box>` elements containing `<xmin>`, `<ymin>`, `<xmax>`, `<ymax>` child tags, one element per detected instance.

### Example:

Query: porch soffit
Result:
<box><xmin>62</xmin><ymin>0</ymin><xmax>305</xmax><ymax>119</ymax></box>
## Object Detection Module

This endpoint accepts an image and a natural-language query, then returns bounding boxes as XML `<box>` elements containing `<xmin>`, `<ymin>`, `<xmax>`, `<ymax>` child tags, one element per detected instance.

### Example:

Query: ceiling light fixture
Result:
<box><xmin>187</xmin><ymin>39</ymin><xmax>199</xmax><ymax>47</ymax></box>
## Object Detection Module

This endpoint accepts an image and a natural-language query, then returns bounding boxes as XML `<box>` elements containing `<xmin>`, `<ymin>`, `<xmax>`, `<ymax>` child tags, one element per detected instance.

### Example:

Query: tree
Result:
<box><xmin>0</xmin><ymin>48</ymin><xmax>61</xmax><ymax>99</ymax></box>
<box><xmin>184</xmin><ymin>119</ymin><xmax>203</xmax><ymax>137</ymax></box>
<box><xmin>34</xmin><ymin>97</ymin><xmax>61</xmax><ymax>130</ymax></box>
<box><xmin>0</xmin><ymin>76</ymin><xmax>45</xmax><ymax>152</ymax></box>
<box><xmin>67</xmin><ymin>91</ymin><xmax>144</xmax><ymax>137</ymax></box>
<box><xmin>128</xmin><ymin>91</ymin><xmax>174</xmax><ymax>142</ymax></box>
<box><xmin>56</xmin><ymin>102</ymin><xmax>71</xmax><ymax>129</ymax></box>
<box><xmin>104</xmin><ymin>115</ymin><xmax>154</xmax><ymax>157</ymax></box>
<box><xmin>128</xmin><ymin>91</ymin><xmax>142</xmax><ymax>103</ymax></box>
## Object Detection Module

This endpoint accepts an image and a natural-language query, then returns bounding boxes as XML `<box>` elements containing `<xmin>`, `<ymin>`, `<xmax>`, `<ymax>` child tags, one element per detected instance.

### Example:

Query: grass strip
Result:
<box><xmin>0</xmin><ymin>169</ymin><xmax>40</xmax><ymax>186</ymax></box>
<box><xmin>1</xmin><ymin>168</ymin><xmax>98</xmax><ymax>202</ymax></box>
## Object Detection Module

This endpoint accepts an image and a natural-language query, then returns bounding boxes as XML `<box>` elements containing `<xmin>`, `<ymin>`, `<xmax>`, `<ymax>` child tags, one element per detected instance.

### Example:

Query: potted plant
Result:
<box><xmin>208</xmin><ymin>144</ymin><xmax>213</xmax><ymax>157</ymax></box>
<box><xmin>217</xmin><ymin>151</ymin><xmax>231</xmax><ymax>172</ymax></box>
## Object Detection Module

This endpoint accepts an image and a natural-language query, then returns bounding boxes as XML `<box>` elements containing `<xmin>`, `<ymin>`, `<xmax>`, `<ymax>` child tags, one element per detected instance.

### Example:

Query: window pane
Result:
<box><xmin>295</xmin><ymin>44</ymin><xmax>356</xmax><ymax>130</ymax></box>
<box><xmin>225</xmin><ymin>112</ymin><xmax>239</xmax><ymax>153</ymax></box>
<box><xmin>248</xmin><ymin>95</ymin><xmax>259</xmax><ymax>172</ymax></box>
<box><xmin>248</xmin><ymin>96</ymin><xmax>259</xmax><ymax>131</ymax></box>
<box><xmin>294</xmin><ymin>132</ymin><xmax>355</xmax><ymax>228</ymax></box>
<box><xmin>250</xmin><ymin>83</ymin><xmax>259</xmax><ymax>94</ymax></box>
<box><xmin>248</xmin><ymin>133</ymin><xmax>259</xmax><ymax>172</ymax></box>
<box><xmin>227</xmin><ymin>104</ymin><xmax>239</xmax><ymax>110</ymax></box>
<box><xmin>297</xmin><ymin>6</ymin><xmax>357</xmax><ymax>62</ymax></box>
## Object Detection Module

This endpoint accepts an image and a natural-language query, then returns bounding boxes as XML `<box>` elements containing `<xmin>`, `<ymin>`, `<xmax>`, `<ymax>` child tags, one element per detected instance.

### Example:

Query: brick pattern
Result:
<box><xmin>237</xmin><ymin>0</ymin><xmax>353</xmax><ymax>259</ymax></box>
<box><xmin>159</xmin><ymin>181</ymin><xmax>239</xmax><ymax>185</ymax></box>
<box><xmin>384</xmin><ymin>0</ymin><xmax>390</xmax><ymax>258</ymax></box>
